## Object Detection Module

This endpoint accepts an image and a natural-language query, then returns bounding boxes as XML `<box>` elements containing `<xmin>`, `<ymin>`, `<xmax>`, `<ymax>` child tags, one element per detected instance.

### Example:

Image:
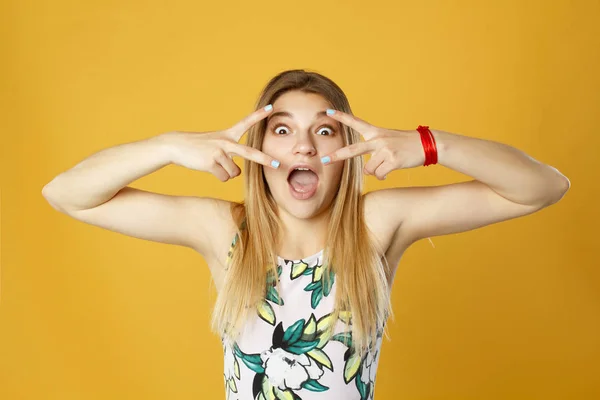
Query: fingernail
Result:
<box><xmin>271</xmin><ymin>160</ymin><xmax>280</xmax><ymax>168</ymax></box>
<box><xmin>264</xmin><ymin>104</ymin><xmax>273</xmax><ymax>111</ymax></box>
<box><xmin>321</xmin><ymin>156</ymin><xmax>330</xmax><ymax>164</ymax></box>
<box><xmin>326</xmin><ymin>109</ymin><xmax>335</xmax><ymax>115</ymax></box>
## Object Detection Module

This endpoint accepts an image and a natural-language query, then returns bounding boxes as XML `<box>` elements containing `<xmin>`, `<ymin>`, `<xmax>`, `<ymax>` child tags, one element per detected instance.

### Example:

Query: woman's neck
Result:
<box><xmin>276</xmin><ymin>209</ymin><xmax>330</xmax><ymax>259</ymax></box>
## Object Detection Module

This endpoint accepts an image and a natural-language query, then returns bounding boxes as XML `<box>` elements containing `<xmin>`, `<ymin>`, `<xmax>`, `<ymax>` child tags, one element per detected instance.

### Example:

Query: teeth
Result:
<box><xmin>294</xmin><ymin>168</ymin><xmax>309</xmax><ymax>171</ymax></box>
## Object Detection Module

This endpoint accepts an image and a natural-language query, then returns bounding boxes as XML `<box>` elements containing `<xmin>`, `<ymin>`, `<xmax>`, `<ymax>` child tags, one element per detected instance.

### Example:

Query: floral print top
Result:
<box><xmin>222</xmin><ymin>235</ymin><xmax>384</xmax><ymax>400</ymax></box>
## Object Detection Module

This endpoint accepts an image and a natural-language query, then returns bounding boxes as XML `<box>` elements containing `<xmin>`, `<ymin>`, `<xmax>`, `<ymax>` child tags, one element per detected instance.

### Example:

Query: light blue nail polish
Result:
<box><xmin>264</xmin><ymin>104</ymin><xmax>273</xmax><ymax>111</ymax></box>
<box><xmin>321</xmin><ymin>156</ymin><xmax>330</xmax><ymax>164</ymax></box>
<box><xmin>271</xmin><ymin>160</ymin><xmax>280</xmax><ymax>168</ymax></box>
<box><xmin>326</xmin><ymin>109</ymin><xmax>335</xmax><ymax>115</ymax></box>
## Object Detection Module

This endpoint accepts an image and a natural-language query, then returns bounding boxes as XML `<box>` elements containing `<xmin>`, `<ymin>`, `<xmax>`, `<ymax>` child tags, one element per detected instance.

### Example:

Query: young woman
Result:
<box><xmin>42</xmin><ymin>69</ymin><xmax>570</xmax><ymax>400</ymax></box>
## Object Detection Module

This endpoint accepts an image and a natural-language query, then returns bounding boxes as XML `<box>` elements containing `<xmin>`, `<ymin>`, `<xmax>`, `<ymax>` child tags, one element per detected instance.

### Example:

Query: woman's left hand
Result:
<box><xmin>321</xmin><ymin>109</ymin><xmax>428</xmax><ymax>180</ymax></box>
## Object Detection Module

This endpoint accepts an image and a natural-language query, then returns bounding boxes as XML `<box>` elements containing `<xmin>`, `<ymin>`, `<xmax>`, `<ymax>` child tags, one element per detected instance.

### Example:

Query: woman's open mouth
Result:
<box><xmin>287</xmin><ymin>165</ymin><xmax>319</xmax><ymax>200</ymax></box>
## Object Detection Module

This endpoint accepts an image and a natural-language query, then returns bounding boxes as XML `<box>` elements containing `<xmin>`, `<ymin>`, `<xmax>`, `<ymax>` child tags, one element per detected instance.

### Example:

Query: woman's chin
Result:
<box><xmin>272</xmin><ymin>188</ymin><xmax>328</xmax><ymax>220</ymax></box>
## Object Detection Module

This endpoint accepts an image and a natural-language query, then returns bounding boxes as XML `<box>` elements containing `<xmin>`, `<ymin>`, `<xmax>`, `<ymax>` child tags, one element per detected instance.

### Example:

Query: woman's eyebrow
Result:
<box><xmin>267</xmin><ymin>110</ymin><xmax>328</xmax><ymax>123</ymax></box>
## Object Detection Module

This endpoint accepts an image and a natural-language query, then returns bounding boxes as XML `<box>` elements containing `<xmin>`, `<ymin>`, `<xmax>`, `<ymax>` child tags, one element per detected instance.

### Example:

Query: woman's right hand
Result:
<box><xmin>161</xmin><ymin>105</ymin><xmax>279</xmax><ymax>181</ymax></box>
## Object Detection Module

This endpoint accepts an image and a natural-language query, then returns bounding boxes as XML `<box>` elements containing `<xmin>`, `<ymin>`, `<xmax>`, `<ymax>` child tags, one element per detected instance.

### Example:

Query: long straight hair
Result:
<box><xmin>211</xmin><ymin>69</ymin><xmax>393</xmax><ymax>357</ymax></box>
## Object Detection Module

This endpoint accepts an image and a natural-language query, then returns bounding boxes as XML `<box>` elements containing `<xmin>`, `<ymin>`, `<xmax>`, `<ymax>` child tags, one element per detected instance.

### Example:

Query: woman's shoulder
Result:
<box><xmin>362</xmin><ymin>190</ymin><xmax>414</xmax><ymax>268</ymax></box>
<box><xmin>362</xmin><ymin>191</ymin><xmax>399</xmax><ymax>244</ymax></box>
<box><xmin>193</xmin><ymin>199</ymin><xmax>243</xmax><ymax>278</ymax></box>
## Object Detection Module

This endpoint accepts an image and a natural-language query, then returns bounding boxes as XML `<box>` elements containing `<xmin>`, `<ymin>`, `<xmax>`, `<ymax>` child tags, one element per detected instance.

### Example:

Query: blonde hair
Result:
<box><xmin>211</xmin><ymin>69</ymin><xmax>393</xmax><ymax>357</ymax></box>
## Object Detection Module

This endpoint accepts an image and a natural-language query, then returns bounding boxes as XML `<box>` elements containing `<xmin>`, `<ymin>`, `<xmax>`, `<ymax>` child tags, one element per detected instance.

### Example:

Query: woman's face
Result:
<box><xmin>261</xmin><ymin>90</ymin><xmax>346</xmax><ymax>220</ymax></box>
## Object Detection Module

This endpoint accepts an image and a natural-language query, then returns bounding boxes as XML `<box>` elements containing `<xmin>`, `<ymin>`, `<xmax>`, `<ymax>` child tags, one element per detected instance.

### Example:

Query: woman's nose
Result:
<box><xmin>292</xmin><ymin>135</ymin><xmax>317</xmax><ymax>157</ymax></box>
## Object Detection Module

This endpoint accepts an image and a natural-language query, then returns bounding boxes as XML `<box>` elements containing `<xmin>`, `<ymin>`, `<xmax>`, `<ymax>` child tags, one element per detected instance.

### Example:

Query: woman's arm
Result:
<box><xmin>363</xmin><ymin>129</ymin><xmax>569</xmax><ymax>243</ymax></box>
<box><xmin>321</xmin><ymin>110</ymin><xmax>570</xmax><ymax>243</ymax></box>
<box><xmin>390</xmin><ymin>129</ymin><xmax>570</xmax><ymax>242</ymax></box>
<box><xmin>41</xmin><ymin>133</ymin><xmax>232</xmax><ymax>256</ymax></box>
<box><xmin>42</xmin><ymin>105</ymin><xmax>278</xmax><ymax>256</ymax></box>
<box><xmin>42</xmin><ymin>135</ymin><xmax>173</xmax><ymax>213</ymax></box>
<box><xmin>431</xmin><ymin>130</ymin><xmax>569</xmax><ymax>207</ymax></box>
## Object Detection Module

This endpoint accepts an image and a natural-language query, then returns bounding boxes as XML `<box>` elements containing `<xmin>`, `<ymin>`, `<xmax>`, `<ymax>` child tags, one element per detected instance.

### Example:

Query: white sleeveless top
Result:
<box><xmin>221</xmin><ymin>236</ymin><xmax>384</xmax><ymax>400</ymax></box>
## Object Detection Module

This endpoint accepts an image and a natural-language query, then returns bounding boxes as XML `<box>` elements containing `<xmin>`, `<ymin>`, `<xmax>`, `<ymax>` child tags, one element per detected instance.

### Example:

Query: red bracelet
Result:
<box><xmin>417</xmin><ymin>125</ymin><xmax>438</xmax><ymax>166</ymax></box>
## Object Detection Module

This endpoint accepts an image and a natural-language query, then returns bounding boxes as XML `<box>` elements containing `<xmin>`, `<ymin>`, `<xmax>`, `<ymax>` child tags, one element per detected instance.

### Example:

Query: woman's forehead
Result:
<box><xmin>267</xmin><ymin>110</ymin><xmax>330</xmax><ymax>124</ymax></box>
<box><xmin>271</xmin><ymin>91</ymin><xmax>331</xmax><ymax>112</ymax></box>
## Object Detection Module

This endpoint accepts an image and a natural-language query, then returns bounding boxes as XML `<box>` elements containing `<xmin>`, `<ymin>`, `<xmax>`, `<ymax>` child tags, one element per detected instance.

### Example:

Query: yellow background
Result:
<box><xmin>2</xmin><ymin>0</ymin><xmax>599</xmax><ymax>398</ymax></box>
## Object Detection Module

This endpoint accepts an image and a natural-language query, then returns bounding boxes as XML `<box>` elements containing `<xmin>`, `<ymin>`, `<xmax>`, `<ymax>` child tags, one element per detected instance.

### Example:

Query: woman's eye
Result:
<box><xmin>317</xmin><ymin>126</ymin><xmax>334</xmax><ymax>136</ymax></box>
<box><xmin>273</xmin><ymin>125</ymin><xmax>289</xmax><ymax>135</ymax></box>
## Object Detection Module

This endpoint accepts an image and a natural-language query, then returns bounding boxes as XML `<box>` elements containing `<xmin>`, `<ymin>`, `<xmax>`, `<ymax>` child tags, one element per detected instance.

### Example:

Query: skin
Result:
<box><xmin>261</xmin><ymin>91</ymin><xmax>346</xmax><ymax>259</ymax></box>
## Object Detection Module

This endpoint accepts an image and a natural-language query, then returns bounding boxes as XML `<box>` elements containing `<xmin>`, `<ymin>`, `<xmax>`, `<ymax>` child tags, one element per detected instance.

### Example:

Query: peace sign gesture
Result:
<box><xmin>321</xmin><ymin>109</ymin><xmax>426</xmax><ymax>180</ymax></box>
<box><xmin>164</xmin><ymin>105</ymin><xmax>280</xmax><ymax>182</ymax></box>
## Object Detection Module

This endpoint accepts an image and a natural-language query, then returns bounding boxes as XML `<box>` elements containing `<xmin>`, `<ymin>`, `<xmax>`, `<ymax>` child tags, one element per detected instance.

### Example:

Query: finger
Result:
<box><xmin>225</xmin><ymin>142</ymin><xmax>280</xmax><ymax>169</ymax></box>
<box><xmin>321</xmin><ymin>141</ymin><xmax>376</xmax><ymax>165</ymax></box>
<box><xmin>210</xmin><ymin>163</ymin><xmax>231</xmax><ymax>182</ymax></box>
<box><xmin>373</xmin><ymin>160</ymin><xmax>395</xmax><ymax>180</ymax></box>
<box><xmin>364</xmin><ymin>150</ymin><xmax>387</xmax><ymax>176</ymax></box>
<box><xmin>325</xmin><ymin>109</ymin><xmax>377</xmax><ymax>140</ymax></box>
<box><xmin>228</xmin><ymin>104</ymin><xmax>274</xmax><ymax>142</ymax></box>
<box><xmin>216</xmin><ymin>153</ymin><xmax>242</xmax><ymax>178</ymax></box>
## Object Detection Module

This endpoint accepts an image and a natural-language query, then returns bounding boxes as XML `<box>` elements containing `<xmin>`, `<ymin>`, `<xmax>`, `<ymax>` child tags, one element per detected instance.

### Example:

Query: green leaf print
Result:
<box><xmin>315</xmin><ymin>313</ymin><xmax>336</xmax><ymax>348</ymax></box>
<box><xmin>313</xmin><ymin>264</ymin><xmax>324</xmax><ymax>281</ymax></box>
<box><xmin>332</xmin><ymin>332</ymin><xmax>353</xmax><ymax>348</ymax></box>
<box><xmin>234</xmin><ymin>357</ymin><xmax>240</xmax><ymax>379</ymax></box>
<box><xmin>282</xmin><ymin>319</ymin><xmax>304</xmax><ymax>345</ymax></box>
<box><xmin>307</xmin><ymin>348</ymin><xmax>333</xmax><ymax>371</ymax></box>
<box><xmin>356</xmin><ymin>376</ymin><xmax>369</xmax><ymax>399</ymax></box>
<box><xmin>303</xmin><ymin>281</ymin><xmax>321</xmax><ymax>291</ymax></box>
<box><xmin>322</xmin><ymin>267</ymin><xmax>335</xmax><ymax>297</ymax></box>
<box><xmin>266</xmin><ymin>285</ymin><xmax>284</xmax><ymax>305</ymax></box>
<box><xmin>299</xmin><ymin>263</ymin><xmax>334</xmax><ymax>309</ymax></box>
<box><xmin>310</xmin><ymin>286</ymin><xmax>323</xmax><ymax>309</ymax></box>
<box><xmin>258</xmin><ymin>376</ymin><xmax>273</xmax><ymax>400</ymax></box>
<box><xmin>301</xmin><ymin>314</ymin><xmax>317</xmax><ymax>341</ymax></box>
<box><xmin>343</xmin><ymin>351</ymin><xmax>362</xmax><ymax>384</ymax></box>
<box><xmin>233</xmin><ymin>342</ymin><xmax>242</xmax><ymax>357</ymax></box>
<box><xmin>260</xmin><ymin>264</ymin><xmax>285</xmax><ymax>325</ymax></box>
<box><xmin>329</xmin><ymin>328</ymin><xmax>383</xmax><ymax>399</ymax></box>
<box><xmin>233</xmin><ymin>313</ymin><xmax>343</xmax><ymax>400</ymax></box>
<box><xmin>285</xmin><ymin>339</ymin><xmax>320</xmax><ymax>355</ymax></box>
<box><xmin>226</xmin><ymin>228</ymin><xmax>387</xmax><ymax>400</ymax></box>
<box><xmin>239</xmin><ymin>353</ymin><xmax>265</xmax><ymax>374</ymax></box>
<box><xmin>290</xmin><ymin>261</ymin><xmax>308</xmax><ymax>279</ymax></box>
<box><xmin>266</xmin><ymin>264</ymin><xmax>282</xmax><ymax>281</ymax></box>
<box><xmin>273</xmin><ymin>387</ymin><xmax>301</xmax><ymax>400</ymax></box>
<box><xmin>257</xmin><ymin>299</ymin><xmax>276</xmax><ymax>325</ymax></box>
<box><xmin>301</xmin><ymin>378</ymin><xmax>329</xmax><ymax>392</ymax></box>
<box><xmin>226</xmin><ymin>377</ymin><xmax>237</xmax><ymax>393</ymax></box>
<box><xmin>338</xmin><ymin>310</ymin><xmax>352</xmax><ymax>325</ymax></box>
